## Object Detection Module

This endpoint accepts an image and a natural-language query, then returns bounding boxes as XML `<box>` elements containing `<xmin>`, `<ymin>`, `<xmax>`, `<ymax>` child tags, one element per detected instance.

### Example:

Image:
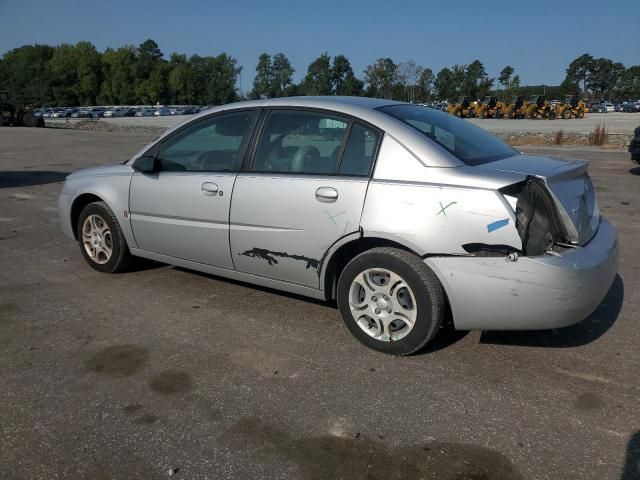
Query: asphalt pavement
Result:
<box><xmin>1</xmin><ymin>127</ymin><xmax>639</xmax><ymax>479</ymax></box>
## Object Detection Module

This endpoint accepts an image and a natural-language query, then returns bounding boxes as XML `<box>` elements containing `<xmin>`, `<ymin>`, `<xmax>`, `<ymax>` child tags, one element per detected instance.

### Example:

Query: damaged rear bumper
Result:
<box><xmin>426</xmin><ymin>218</ymin><xmax>618</xmax><ymax>330</ymax></box>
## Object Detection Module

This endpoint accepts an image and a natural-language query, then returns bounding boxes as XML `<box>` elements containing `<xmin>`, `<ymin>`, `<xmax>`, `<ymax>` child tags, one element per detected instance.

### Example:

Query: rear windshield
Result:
<box><xmin>378</xmin><ymin>104</ymin><xmax>518</xmax><ymax>166</ymax></box>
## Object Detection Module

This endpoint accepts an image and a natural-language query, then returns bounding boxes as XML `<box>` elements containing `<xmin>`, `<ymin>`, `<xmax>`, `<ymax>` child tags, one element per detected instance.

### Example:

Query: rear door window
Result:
<box><xmin>252</xmin><ymin>110</ymin><xmax>348</xmax><ymax>174</ymax></box>
<box><xmin>338</xmin><ymin>123</ymin><xmax>380</xmax><ymax>177</ymax></box>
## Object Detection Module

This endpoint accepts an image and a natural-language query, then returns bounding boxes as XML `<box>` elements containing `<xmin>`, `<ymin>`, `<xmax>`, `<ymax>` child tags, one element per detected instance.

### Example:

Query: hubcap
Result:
<box><xmin>82</xmin><ymin>214</ymin><xmax>113</xmax><ymax>264</ymax></box>
<box><xmin>348</xmin><ymin>268</ymin><xmax>417</xmax><ymax>342</ymax></box>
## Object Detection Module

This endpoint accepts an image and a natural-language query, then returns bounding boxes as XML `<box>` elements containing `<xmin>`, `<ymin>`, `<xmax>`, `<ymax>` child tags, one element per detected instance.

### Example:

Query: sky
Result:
<box><xmin>1</xmin><ymin>0</ymin><xmax>638</xmax><ymax>93</ymax></box>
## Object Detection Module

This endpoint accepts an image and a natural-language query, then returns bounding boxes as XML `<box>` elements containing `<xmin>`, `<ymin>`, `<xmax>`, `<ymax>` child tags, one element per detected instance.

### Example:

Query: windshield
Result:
<box><xmin>378</xmin><ymin>104</ymin><xmax>518</xmax><ymax>166</ymax></box>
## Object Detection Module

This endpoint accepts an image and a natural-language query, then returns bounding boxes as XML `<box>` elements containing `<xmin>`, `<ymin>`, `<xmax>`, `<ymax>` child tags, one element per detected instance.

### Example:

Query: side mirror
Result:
<box><xmin>132</xmin><ymin>155</ymin><xmax>158</xmax><ymax>173</ymax></box>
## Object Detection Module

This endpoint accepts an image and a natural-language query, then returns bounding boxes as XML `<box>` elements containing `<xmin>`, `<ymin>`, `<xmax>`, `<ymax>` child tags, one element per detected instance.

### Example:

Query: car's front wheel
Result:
<box><xmin>337</xmin><ymin>247</ymin><xmax>445</xmax><ymax>355</ymax></box>
<box><xmin>77</xmin><ymin>201</ymin><xmax>132</xmax><ymax>273</ymax></box>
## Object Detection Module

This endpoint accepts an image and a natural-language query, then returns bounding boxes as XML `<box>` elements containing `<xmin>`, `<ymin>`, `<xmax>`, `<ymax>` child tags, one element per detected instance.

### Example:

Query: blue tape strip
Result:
<box><xmin>487</xmin><ymin>218</ymin><xmax>509</xmax><ymax>233</ymax></box>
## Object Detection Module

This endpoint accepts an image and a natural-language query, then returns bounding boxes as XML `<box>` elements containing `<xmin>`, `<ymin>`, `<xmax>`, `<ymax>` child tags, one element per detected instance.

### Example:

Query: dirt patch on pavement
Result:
<box><xmin>221</xmin><ymin>417</ymin><xmax>524</xmax><ymax>480</ymax></box>
<box><xmin>149</xmin><ymin>370</ymin><xmax>193</xmax><ymax>395</ymax></box>
<box><xmin>85</xmin><ymin>345</ymin><xmax>149</xmax><ymax>376</ymax></box>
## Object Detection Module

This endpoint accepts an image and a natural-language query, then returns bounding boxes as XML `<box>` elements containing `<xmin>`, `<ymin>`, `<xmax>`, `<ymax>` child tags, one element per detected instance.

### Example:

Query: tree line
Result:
<box><xmin>0</xmin><ymin>40</ymin><xmax>239</xmax><ymax>106</ymax></box>
<box><xmin>1</xmin><ymin>39</ymin><xmax>638</xmax><ymax>107</ymax></box>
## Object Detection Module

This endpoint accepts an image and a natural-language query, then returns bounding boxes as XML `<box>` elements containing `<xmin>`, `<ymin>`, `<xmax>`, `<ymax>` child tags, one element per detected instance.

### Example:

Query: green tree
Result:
<box><xmin>498</xmin><ymin>65</ymin><xmax>519</xmax><ymax>100</ymax></box>
<box><xmin>435</xmin><ymin>67</ymin><xmax>455</xmax><ymax>100</ymax></box>
<box><xmin>98</xmin><ymin>46</ymin><xmax>137</xmax><ymax>104</ymax></box>
<box><xmin>0</xmin><ymin>44</ymin><xmax>55</xmax><ymax>105</ymax></box>
<box><xmin>417</xmin><ymin>68</ymin><xmax>434</xmax><ymax>102</ymax></box>
<box><xmin>167</xmin><ymin>53</ymin><xmax>192</xmax><ymax>104</ymax></box>
<box><xmin>463</xmin><ymin>60</ymin><xmax>493</xmax><ymax>99</ymax></box>
<box><xmin>49</xmin><ymin>44</ymin><xmax>80</xmax><ymax>105</ymax></box>
<box><xmin>251</xmin><ymin>53</ymin><xmax>272</xmax><ymax>99</ymax></box>
<box><xmin>619</xmin><ymin>66</ymin><xmax>640</xmax><ymax>99</ymax></box>
<box><xmin>49</xmin><ymin>42</ymin><xmax>103</xmax><ymax>105</ymax></box>
<box><xmin>204</xmin><ymin>53</ymin><xmax>241</xmax><ymax>105</ymax></box>
<box><xmin>271</xmin><ymin>53</ymin><xmax>294</xmax><ymax>97</ymax></box>
<box><xmin>302</xmin><ymin>53</ymin><xmax>332</xmax><ymax>96</ymax></box>
<box><xmin>589</xmin><ymin>58</ymin><xmax>625</xmax><ymax>98</ymax></box>
<box><xmin>331</xmin><ymin>55</ymin><xmax>363</xmax><ymax>96</ymax></box>
<box><xmin>564</xmin><ymin>53</ymin><xmax>594</xmax><ymax>98</ymax></box>
<box><xmin>364</xmin><ymin>58</ymin><xmax>398</xmax><ymax>99</ymax></box>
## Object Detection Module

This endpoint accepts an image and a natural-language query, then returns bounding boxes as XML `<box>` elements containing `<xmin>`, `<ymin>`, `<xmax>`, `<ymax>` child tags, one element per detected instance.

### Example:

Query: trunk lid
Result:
<box><xmin>478</xmin><ymin>154</ymin><xmax>600</xmax><ymax>245</ymax></box>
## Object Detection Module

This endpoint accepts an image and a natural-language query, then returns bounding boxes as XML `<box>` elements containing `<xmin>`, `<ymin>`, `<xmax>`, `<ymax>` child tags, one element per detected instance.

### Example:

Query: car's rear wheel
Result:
<box><xmin>337</xmin><ymin>247</ymin><xmax>445</xmax><ymax>355</ymax></box>
<box><xmin>77</xmin><ymin>201</ymin><xmax>132</xmax><ymax>273</ymax></box>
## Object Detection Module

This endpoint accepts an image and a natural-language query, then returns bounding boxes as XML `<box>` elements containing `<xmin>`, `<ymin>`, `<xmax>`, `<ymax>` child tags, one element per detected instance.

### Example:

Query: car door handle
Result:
<box><xmin>315</xmin><ymin>187</ymin><xmax>338</xmax><ymax>203</ymax></box>
<box><xmin>201</xmin><ymin>182</ymin><xmax>219</xmax><ymax>196</ymax></box>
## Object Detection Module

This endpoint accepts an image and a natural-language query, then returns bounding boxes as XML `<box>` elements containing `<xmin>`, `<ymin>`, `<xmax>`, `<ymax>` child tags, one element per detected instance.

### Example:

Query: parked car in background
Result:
<box><xmin>154</xmin><ymin>108</ymin><xmax>172</xmax><ymax>116</ymax></box>
<box><xmin>57</xmin><ymin>96</ymin><xmax>618</xmax><ymax>355</ymax></box>
<box><xmin>135</xmin><ymin>108</ymin><xmax>156</xmax><ymax>117</ymax></box>
<box><xmin>71</xmin><ymin>109</ymin><xmax>92</xmax><ymax>118</ymax></box>
<box><xmin>590</xmin><ymin>103</ymin><xmax>606</xmax><ymax>113</ymax></box>
<box><xmin>621</xmin><ymin>102</ymin><xmax>633</xmax><ymax>112</ymax></box>
<box><xmin>103</xmin><ymin>107</ymin><xmax>127</xmax><ymax>118</ymax></box>
<box><xmin>603</xmin><ymin>102</ymin><xmax>615</xmax><ymax>113</ymax></box>
<box><xmin>90</xmin><ymin>108</ymin><xmax>104</xmax><ymax>118</ymax></box>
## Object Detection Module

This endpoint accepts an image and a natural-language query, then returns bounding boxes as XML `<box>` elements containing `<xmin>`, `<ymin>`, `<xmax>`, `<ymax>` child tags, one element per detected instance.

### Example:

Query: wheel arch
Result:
<box><xmin>70</xmin><ymin>193</ymin><xmax>104</xmax><ymax>239</ymax></box>
<box><xmin>322</xmin><ymin>235</ymin><xmax>424</xmax><ymax>302</ymax></box>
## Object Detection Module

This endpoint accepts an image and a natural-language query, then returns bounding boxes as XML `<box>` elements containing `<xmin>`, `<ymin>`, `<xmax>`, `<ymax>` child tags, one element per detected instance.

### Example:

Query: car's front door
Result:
<box><xmin>230</xmin><ymin>109</ymin><xmax>382</xmax><ymax>288</ymax></box>
<box><xmin>129</xmin><ymin>109</ymin><xmax>259</xmax><ymax>268</ymax></box>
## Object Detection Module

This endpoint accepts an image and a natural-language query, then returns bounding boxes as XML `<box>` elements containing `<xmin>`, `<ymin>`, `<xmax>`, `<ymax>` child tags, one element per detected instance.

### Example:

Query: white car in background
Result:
<box><xmin>135</xmin><ymin>108</ymin><xmax>157</xmax><ymax>117</ymax></box>
<box><xmin>103</xmin><ymin>108</ymin><xmax>126</xmax><ymax>118</ymax></box>
<box><xmin>603</xmin><ymin>102</ymin><xmax>615</xmax><ymax>113</ymax></box>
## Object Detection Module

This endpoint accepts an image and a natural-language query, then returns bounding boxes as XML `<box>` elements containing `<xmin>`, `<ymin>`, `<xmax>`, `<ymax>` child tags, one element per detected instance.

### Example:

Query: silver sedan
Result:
<box><xmin>58</xmin><ymin>96</ymin><xmax>618</xmax><ymax>355</ymax></box>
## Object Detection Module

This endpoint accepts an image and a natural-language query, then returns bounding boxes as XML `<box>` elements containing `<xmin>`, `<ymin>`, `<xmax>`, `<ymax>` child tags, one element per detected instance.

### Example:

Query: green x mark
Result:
<box><xmin>437</xmin><ymin>201</ymin><xmax>457</xmax><ymax>217</ymax></box>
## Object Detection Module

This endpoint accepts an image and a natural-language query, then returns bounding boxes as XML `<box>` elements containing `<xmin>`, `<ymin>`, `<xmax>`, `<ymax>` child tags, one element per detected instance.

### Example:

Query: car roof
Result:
<box><xmin>133</xmin><ymin>96</ymin><xmax>464</xmax><ymax>168</ymax></box>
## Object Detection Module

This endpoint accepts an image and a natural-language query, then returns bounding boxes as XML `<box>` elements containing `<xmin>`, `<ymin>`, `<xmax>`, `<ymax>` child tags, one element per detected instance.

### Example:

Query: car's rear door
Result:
<box><xmin>129</xmin><ymin>109</ymin><xmax>259</xmax><ymax>268</ymax></box>
<box><xmin>229</xmin><ymin>108</ymin><xmax>382</xmax><ymax>288</ymax></box>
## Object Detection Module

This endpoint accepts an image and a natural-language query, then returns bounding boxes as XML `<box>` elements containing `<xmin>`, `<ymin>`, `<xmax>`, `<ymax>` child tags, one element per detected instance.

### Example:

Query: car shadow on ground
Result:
<box><xmin>629</xmin><ymin>167</ymin><xmax>640</xmax><ymax>176</ymax></box>
<box><xmin>478</xmin><ymin>274</ymin><xmax>624</xmax><ymax>348</ymax></box>
<box><xmin>620</xmin><ymin>431</ymin><xmax>640</xmax><ymax>480</ymax></box>
<box><xmin>0</xmin><ymin>171</ymin><xmax>69</xmax><ymax>188</ymax></box>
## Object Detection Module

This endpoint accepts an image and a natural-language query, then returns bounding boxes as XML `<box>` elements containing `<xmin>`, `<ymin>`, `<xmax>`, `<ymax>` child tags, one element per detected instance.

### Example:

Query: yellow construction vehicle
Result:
<box><xmin>505</xmin><ymin>96</ymin><xmax>525</xmax><ymax>119</ymax></box>
<box><xmin>468</xmin><ymin>96</ymin><xmax>507</xmax><ymax>119</ymax></box>
<box><xmin>0</xmin><ymin>91</ymin><xmax>43</xmax><ymax>127</ymax></box>
<box><xmin>524</xmin><ymin>95</ymin><xmax>556</xmax><ymax>119</ymax></box>
<box><xmin>447</xmin><ymin>97</ymin><xmax>473</xmax><ymax>118</ymax></box>
<box><xmin>555</xmin><ymin>95</ymin><xmax>586</xmax><ymax>119</ymax></box>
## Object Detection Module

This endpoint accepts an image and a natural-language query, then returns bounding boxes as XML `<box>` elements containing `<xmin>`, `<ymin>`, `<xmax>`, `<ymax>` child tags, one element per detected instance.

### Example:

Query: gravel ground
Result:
<box><xmin>1</xmin><ymin>128</ymin><xmax>639</xmax><ymax>479</ymax></box>
<box><xmin>46</xmin><ymin>111</ymin><xmax>640</xmax><ymax>135</ymax></box>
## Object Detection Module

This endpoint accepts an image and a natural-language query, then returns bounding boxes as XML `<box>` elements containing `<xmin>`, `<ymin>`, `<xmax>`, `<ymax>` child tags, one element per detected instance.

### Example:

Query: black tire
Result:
<box><xmin>77</xmin><ymin>201</ymin><xmax>132</xmax><ymax>273</ymax></box>
<box><xmin>577</xmin><ymin>109</ymin><xmax>585</xmax><ymax>119</ymax></box>
<box><xmin>22</xmin><ymin>111</ymin><xmax>36</xmax><ymax>127</ymax></box>
<box><xmin>547</xmin><ymin>111</ymin><xmax>556</xmax><ymax>120</ymax></box>
<box><xmin>632</xmin><ymin>154</ymin><xmax>640</xmax><ymax>165</ymax></box>
<box><xmin>562</xmin><ymin>109</ymin><xmax>572</xmax><ymax>119</ymax></box>
<box><xmin>336</xmin><ymin>247</ymin><xmax>446</xmax><ymax>355</ymax></box>
<box><xmin>495</xmin><ymin>108</ymin><xmax>503</xmax><ymax>119</ymax></box>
